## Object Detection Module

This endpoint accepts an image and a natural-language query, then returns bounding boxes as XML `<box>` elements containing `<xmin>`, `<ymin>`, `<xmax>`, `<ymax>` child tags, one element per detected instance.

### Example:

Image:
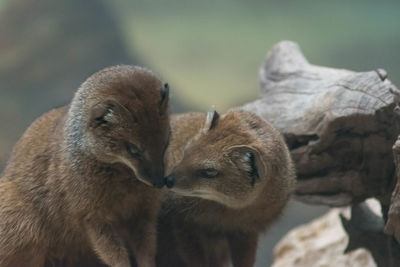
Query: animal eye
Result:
<box><xmin>198</xmin><ymin>168</ymin><xmax>219</xmax><ymax>179</ymax></box>
<box><xmin>126</xmin><ymin>142</ymin><xmax>141</xmax><ymax>158</ymax></box>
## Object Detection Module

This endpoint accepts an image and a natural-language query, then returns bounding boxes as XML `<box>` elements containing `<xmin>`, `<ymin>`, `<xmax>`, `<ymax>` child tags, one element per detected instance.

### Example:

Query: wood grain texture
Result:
<box><xmin>241</xmin><ymin>41</ymin><xmax>400</xmax><ymax>207</ymax></box>
<box><xmin>385</xmin><ymin>136</ymin><xmax>400</xmax><ymax>244</ymax></box>
<box><xmin>243</xmin><ymin>41</ymin><xmax>400</xmax><ymax>267</ymax></box>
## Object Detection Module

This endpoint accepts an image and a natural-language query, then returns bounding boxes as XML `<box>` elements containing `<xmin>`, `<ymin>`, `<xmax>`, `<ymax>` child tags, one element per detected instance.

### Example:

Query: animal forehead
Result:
<box><xmin>110</xmin><ymin>76</ymin><xmax>162</xmax><ymax>100</ymax></box>
<box><xmin>107</xmin><ymin>74</ymin><xmax>166</xmax><ymax>119</ymax></box>
<box><xmin>129</xmin><ymin>116</ymin><xmax>169</xmax><ymax>143</ymax></box>
<box><xmin>186</xmin><ymin>135</ymin><xmax>250</xmax><ymax>163</ymax></box>
<box><xmin>181</xmin><ymin>154</ymin><xmax>221</xmax><ymax>171</ymax></box>
<box><xmin>93</xmin><ymin>65</ymin><xmax>161</xmax><ymax>88</ymax></box>
<box><xmin>199</xmin><ymin>125</ymin><xmax>252</xmax><ymax>146</ymax></box>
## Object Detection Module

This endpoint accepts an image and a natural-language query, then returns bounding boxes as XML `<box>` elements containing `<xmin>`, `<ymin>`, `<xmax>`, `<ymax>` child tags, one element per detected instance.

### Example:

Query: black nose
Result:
<box><xmin>164</xmin><ymin>174</ymin><xmax>175</xmax><ymax>189</ymax></box>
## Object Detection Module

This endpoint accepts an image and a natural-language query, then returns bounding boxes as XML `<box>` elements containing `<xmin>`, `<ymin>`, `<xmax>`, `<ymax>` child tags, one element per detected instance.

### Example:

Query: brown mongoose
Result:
<box><xmin>0</xmin><ymin>65</ymin><xmax>170</xmax><ymax>267</ymax></box>
<box><xmin>156</xmin><ymin>109</ymin><xmax>296</xmax><ymax>267</ymax></box>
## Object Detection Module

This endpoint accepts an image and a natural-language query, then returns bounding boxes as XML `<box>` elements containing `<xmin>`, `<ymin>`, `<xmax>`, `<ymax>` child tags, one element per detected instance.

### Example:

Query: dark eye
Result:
<box><xmin>198</xmin><ymin>168</ymin><xmax>219</xmax><ymax>179</ymax></box>
<box><xmin>126</xmin><ymin>142</ymin><xmax>141</xmax><ymax>158</ymax></box>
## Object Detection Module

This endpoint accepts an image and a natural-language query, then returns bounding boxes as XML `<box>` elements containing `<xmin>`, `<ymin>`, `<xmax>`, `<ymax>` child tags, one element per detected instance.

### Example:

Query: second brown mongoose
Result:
<box><xmin>156</xmin><ymin>109</ymin><xmax>296</xmax><ymax>267</ymax></box>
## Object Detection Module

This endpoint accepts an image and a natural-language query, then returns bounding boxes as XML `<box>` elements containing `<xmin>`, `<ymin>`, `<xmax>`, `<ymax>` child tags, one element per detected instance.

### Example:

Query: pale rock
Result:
<box><xmin>271</xmin><ymin>199</ymin><xmax>382</xmax><ymax>267</ymax></box>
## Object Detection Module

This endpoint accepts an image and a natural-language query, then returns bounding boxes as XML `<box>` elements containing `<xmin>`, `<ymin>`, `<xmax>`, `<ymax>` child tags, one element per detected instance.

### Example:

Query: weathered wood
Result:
<box><xmin>242</xmin><ymin>41</ymin><xmax>400</xmax><ymax>206</ymax></box>
<box><xmin>385</xmin><ymin>136</ymin><xmax>400</xmax><ymax>243</ymax></box>
<box><xmin>243</xmin><ymin>41</ymin><xmax>400</xmax><ymax>265</ymax></box>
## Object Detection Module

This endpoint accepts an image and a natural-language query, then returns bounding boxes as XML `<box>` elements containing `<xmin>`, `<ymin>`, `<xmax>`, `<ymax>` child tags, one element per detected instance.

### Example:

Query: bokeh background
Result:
<box><xmin>1</xmin><ymin>0</ymin><xmax>399</xmax><ymax>266</ymax></box>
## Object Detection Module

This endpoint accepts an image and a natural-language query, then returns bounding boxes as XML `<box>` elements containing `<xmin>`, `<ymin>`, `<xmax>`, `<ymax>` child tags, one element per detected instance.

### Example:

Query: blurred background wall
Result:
<box><xmin>0</xmin><ymin>0</ymin><xmax>399</xmax><ymax>266</ymax></box>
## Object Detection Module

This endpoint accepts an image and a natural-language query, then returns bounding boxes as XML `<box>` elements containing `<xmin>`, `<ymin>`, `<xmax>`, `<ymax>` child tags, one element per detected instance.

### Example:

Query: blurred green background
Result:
<box><xmin>112</xmin><ymin>0</ymin><xmax>400</xmax><ymax>111</ymax></box>
<box><xmin>0</xmin><ymin>0</ymin><xmax>399</xmax><ymax>266</ymax></box>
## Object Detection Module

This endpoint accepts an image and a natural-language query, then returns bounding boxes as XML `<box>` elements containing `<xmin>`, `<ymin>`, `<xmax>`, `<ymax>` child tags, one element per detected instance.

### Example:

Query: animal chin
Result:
<box><xmin>170</xmin><ymin>187</ymin><xmax>194</xmax><ymax>196</ymax></box>
<box><xmin>170</xmin><ymin>188</ymin><xmax>207</xmax><ymax>199</ymax></box>
<box><xmin>171</xmin><ymin>188</ymin><xmax>230</xmax><ymax>205</ymax></box>
<box><xmin>193</xmin><ymin>190</ymin><xmax>228</xmax><ymax>204</ymax></box>
<box><xmin>171</xmin><ymin>188</ymin><xmax>249</xmax><ymax>209</ymax></box>
<box><xmin>193</xmin><ymin>189</ymin><xmax>251</xmax><ymax>209</ymax></box>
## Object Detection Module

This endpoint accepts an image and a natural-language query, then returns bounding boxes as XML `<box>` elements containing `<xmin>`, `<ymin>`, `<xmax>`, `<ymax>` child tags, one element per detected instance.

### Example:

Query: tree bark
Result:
<box><xmin>385</xmin><ymin>136</ymin><xmax>400</xmax><ymax>243</ymax></box>
<box><xmin>241</xmin><ymin>41</ymin><xmax>400</xmax><ymax>207</ymax></box>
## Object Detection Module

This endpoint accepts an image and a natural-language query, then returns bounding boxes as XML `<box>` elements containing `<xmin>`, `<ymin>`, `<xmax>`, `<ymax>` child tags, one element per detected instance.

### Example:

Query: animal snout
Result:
<box><xmin>151</xmin><ymin>166</ymin><xmax>166</xmax><ymax>188</ymax></box>
<box><xmin>164</xmin><ymin>174</ymin><xmax>175</xmax><ymax>189</ymax></box>
<box><xmin>152</xmin><ymin>179</ymin><xmax>165</xmax><ymax>188</ymax></box>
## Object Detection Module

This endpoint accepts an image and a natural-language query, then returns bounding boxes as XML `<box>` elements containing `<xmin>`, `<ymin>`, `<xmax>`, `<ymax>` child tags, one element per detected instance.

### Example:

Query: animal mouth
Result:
<box><xmin>172</xmin><ymin>188</ymin><xmax>249</xmax><ymax>209</ymax></box>
<box><xmin>135</xmin><ymin>175</ymin><xmax>153</xmax><ymax>187</ymax></box>
<box><xmin>170</xmin><ymin>187</ymin><xmax>198</xmax><ymax>197</ymax></box>
<box><xmin>153</xmin><ymin>179</ymin><xmax>166</xmax><ymax>188</ymax></box>
<box><xmin>171</xmin><ymin>188</ymin><xmax>222</xmax><ymax>202</ymax></box>
<box><xmin>117</xmin><ymin>156</ymin><xmax>153</xmax><ymax>187</ymax></box>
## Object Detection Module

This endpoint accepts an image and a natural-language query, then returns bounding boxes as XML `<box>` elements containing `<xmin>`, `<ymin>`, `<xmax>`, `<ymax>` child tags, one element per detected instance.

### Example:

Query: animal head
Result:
<box><xmin>165</xmin><ymin>109</ymin><xmax>288</xmax><ymax>208</ymax></box>
<box><xmin>68</xmin><ymin>65</ymin><xmax>170</xmax><ymax>188</ymax></box>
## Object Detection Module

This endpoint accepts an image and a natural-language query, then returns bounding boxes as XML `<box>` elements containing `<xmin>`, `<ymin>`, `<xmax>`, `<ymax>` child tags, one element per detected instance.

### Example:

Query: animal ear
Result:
<box><xmin>89</xmin><ymin>99</ymin><xmax>120</xmax><ymax>128</ymax></box>
<box><xmin>226</xmin><ymin>145</ymin><xmax>266</xmax><ymax>186</ymax></box>
<box><xmin>159</xmin><ymin>83</ymin><xmax>169</xmax><ymax>114</ymax></box>
<box><xmin>202</xmin><ymin>106</ymin><xmax>219</xmax><ymax>132</ymax></box>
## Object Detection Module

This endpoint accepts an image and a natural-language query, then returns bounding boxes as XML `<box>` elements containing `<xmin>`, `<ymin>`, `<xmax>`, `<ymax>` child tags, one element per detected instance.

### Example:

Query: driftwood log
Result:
<box><xmin>385</xmin><ymin>136</ymin><xmax>400</xmax><ymax>243</ymax></box>
<box><xmin>241</xmin><ymin>41</ymin><xmax>400</xmax><ymax>266</ymax></box>
<box><xmin>242</xmin><ymin>41</ymin><xmax>400</xmax><ymax>207</ymax></box>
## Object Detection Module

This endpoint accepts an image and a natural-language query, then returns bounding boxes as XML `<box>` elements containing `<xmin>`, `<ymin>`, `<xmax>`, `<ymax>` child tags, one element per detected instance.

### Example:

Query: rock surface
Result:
<box><xmin>271</xmin><ymin>200</ymin><xmax>381</xmax><ymax>267</ymax></box>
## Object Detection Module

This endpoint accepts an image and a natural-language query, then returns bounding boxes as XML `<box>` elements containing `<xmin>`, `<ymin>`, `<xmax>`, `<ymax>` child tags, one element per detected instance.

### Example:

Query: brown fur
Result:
<box><xmin>156</xmin><ymin>110</ymin><xmax>295</xmax><ymax>267</ymax></box>
<box><xmin>0</xmin><ymin>65</ymin><xmax>170</xmax><ymax>267</ymax></box>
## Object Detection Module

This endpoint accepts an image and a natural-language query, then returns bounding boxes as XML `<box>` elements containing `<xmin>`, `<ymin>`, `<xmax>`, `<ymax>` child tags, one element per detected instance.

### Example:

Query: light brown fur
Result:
<box><xmin>0</xmin><ymin>65</ymin><xmax>170</xmax><ymax>267</ymax></box>
<box><xmin>156</xmin><ymin>110</ymin><xmax>295</xmax><ymax>267</ymax></box>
